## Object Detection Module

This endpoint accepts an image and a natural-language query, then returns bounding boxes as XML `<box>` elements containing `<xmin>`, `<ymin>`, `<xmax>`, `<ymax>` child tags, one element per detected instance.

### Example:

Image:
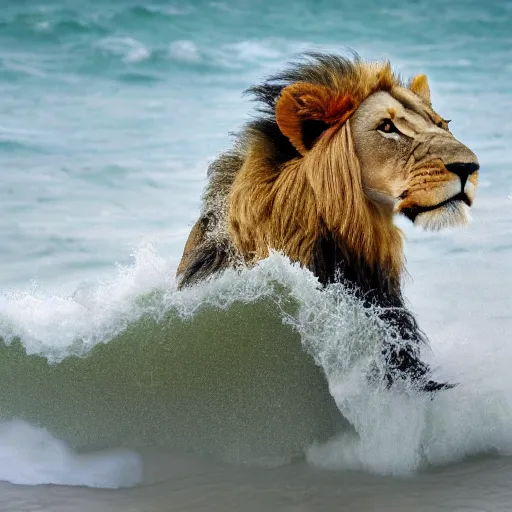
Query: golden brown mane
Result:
<box><xmin>177</xmin><ymin>54</ymin><xmax>414</xmax><ymax>290</ymax></box>
<box><xmin>228</xmin><ymin>120</ymin><xmax>404</xmax><ymax>285</ymax></box>
<box><xmin>226</xmin><ymin>55</ymin><xmax>412</xmax><ymax>292</ymax></box>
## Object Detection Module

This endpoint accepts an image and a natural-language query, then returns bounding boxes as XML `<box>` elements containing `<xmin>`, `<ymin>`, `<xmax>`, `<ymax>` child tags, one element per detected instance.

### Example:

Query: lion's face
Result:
<box><xmin>350</xmin><ymin>87</ymin><xmax>479</xmax><ymax>230</ymax></box>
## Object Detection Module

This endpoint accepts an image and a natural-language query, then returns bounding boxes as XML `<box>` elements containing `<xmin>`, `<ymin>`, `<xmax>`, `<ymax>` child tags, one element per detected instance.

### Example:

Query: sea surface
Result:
<box><xmin>1</xmin><ymin>0</ymin><xmax>512</xmax><ymax>510</ymax></box>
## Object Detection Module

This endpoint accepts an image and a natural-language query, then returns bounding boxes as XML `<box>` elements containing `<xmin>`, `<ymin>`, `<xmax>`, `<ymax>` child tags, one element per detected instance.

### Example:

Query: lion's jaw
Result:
<box><xmin>350</xmin><ymin>88</ymin><xmax>479</xmax><ymax>231</ymax></box>
<box><xmin>397</xmin><ymin>159</ymin><xmax>478</xmax><ymax>230</ymax></box>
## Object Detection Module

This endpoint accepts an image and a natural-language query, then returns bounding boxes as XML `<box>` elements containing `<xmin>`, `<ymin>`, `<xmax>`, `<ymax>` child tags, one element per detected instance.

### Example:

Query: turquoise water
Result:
<box><xmin>1</xmin><ymin>0</ymin><xmax>512</xmax><ymax>508</ymax></box>
<box><xmin>1</xmin><ymin>0</ymin><xmax>510</xmax><ymax>286</ymax></box>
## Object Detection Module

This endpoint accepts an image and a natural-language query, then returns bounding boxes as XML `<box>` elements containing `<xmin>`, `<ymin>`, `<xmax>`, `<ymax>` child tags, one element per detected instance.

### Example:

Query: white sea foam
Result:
<box><xmin>307</xmin><ymin>368</ymin><xmax>512</xmax><ymax>475</ymax></box>
<box><xmin>226</xmin><ymin>41</ymin><xmax>284</xmax><ymax>61</ymax></box>
<box><xmin>0</xmin><ymin>420</ymin><xmax>142</xmax><ymax>488</ymax></box>
<box><xmin>169</xmin><ymin>40</ymin><xmax>201</xmax><ymax>63</ymax></box>
<box><xmin>0</xmin><ymin>245</ymin><xmax>173</xmax><ymax>362</ymax></box>
<box><xmin>98</xmin><ymin>37</ymin><xmax>151</xmax><ymax>63</ymax></box>
<box><xmin>208</xmin><ymin>39</ymin><xmax>292</xmax><ymax>70</ymax></box>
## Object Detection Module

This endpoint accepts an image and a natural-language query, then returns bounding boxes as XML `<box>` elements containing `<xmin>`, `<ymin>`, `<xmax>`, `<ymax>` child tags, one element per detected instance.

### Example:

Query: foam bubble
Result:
<box><xmin>0</xmin><ymin>420</ymin><xmax>142</xmax><ymax>488</ymax></box>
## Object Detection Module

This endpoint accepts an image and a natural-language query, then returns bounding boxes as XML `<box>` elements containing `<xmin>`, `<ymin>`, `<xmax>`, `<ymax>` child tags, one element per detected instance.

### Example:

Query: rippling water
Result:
<box><xmin>1</xmin><ymin>0</ymin><xmax>512</xmax><ymax>510</ymax></box>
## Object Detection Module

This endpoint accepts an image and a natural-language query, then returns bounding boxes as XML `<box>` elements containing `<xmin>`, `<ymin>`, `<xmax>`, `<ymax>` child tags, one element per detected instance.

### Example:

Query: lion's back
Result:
<box><xmin>176</xmin><ymin>151</ymin><xmax>244</xmax><ymax>288</ymax></box>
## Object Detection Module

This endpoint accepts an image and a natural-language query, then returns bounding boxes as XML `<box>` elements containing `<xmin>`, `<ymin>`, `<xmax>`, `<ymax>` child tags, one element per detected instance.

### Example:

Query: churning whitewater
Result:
<box><xmin>1</xmin><ymin>247</ymin><xmax>512</xmax><ymax>487</ymax></box>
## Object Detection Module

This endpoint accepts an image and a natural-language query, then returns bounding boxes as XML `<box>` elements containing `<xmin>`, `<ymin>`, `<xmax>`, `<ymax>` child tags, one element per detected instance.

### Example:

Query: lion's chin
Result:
<box><xmin>412</xmin><ymin>199</ymin><xmax>471</xmax><ymax>230</ymax></box>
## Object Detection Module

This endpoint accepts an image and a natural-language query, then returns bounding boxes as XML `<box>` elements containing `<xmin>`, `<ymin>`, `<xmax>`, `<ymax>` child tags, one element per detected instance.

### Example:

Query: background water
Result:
<box><xmin>1</xmin><ymin>0</ymin><xmax>512</xmax><ymax>510</ymax></box>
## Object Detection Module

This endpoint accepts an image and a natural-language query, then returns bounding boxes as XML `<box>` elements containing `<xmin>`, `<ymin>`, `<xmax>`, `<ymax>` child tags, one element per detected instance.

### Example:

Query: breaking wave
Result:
<box><xmin>1</xmin><ymin>247</ymin><xmax>512</xmax><ymax>488</ymax></box>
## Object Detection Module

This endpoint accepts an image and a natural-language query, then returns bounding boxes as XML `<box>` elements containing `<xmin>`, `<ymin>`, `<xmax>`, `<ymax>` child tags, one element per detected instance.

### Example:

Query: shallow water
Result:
<box><xmin>1</xmin><ymin>0</ymin><xmax>512</xmax><ymax>510</ymax></box>
<box><xmin>3</xmin><ymin>453</ymin><xmax>512</xmax><ymax>512</ymax></box>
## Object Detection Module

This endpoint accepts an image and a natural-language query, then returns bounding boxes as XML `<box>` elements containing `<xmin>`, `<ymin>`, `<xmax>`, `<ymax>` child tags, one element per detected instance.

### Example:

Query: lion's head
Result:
<box><xmin>273</xmin><ymin>56</ymin><xmax>479</xmax><ymax>234</ymax></box>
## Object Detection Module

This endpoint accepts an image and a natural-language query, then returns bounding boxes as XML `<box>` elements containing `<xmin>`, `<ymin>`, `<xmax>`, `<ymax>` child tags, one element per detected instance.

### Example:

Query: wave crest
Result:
<box><xmin>1</xmin><ymin>247</ymin><xmax>512</xmax><ymax>478</ymax></box>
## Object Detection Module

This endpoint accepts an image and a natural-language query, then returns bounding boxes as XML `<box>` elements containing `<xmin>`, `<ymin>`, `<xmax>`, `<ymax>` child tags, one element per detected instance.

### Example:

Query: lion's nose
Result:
<box><xmin>445</xmin><ymin>162</ymin><xmax>479</xmax><ymax>189</ymax></box>
<box><xmin>445</xmin><ymin>162</ymin><xmax>479</xmax><ymax>178</ymax></box>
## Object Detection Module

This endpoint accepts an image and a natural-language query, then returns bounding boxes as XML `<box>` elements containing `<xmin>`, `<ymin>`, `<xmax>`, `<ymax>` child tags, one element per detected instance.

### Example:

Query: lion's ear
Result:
<box><xmin>275</xmin><ymin>83</ymin><xmax>355</xmax><ymax>155</ymax></box>
<box><xmin>409</xmin><ymin>74</ymin><xmax>431</xmax><ymax>105</ymax></box>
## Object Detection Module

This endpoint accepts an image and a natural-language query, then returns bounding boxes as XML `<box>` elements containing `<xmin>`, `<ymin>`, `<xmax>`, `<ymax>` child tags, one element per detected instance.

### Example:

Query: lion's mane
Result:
<box><xmin>179</xmin><ymin>54</ymin><xmax>406</xmax><ymax>293</ymax></box>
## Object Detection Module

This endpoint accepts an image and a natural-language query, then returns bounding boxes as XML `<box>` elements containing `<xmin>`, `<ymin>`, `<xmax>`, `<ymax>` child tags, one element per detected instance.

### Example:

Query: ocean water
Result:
<box><xmin>1</xmin><ymin>0</ymin><xmax>512</xmax><ymax>510</ymax></box>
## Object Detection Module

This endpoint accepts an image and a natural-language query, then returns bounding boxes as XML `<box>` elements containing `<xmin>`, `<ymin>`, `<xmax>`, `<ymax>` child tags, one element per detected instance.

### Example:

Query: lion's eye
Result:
<box><xmin>437</xmin><ymin>119</ymin><xmax>451</xmax><ymax>129</ymax></box>
<box><xmin>377</xmin><ymin>119</ymin><xmax>398</xmax><ymax>134</ymax></box>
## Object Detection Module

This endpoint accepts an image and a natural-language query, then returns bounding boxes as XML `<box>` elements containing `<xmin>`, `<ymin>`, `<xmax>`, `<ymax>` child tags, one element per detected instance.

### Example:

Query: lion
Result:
<box><xmin>176</xmin><ymin>53</ymin><xmax>479</xmax><ymax>391</ymax></box>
